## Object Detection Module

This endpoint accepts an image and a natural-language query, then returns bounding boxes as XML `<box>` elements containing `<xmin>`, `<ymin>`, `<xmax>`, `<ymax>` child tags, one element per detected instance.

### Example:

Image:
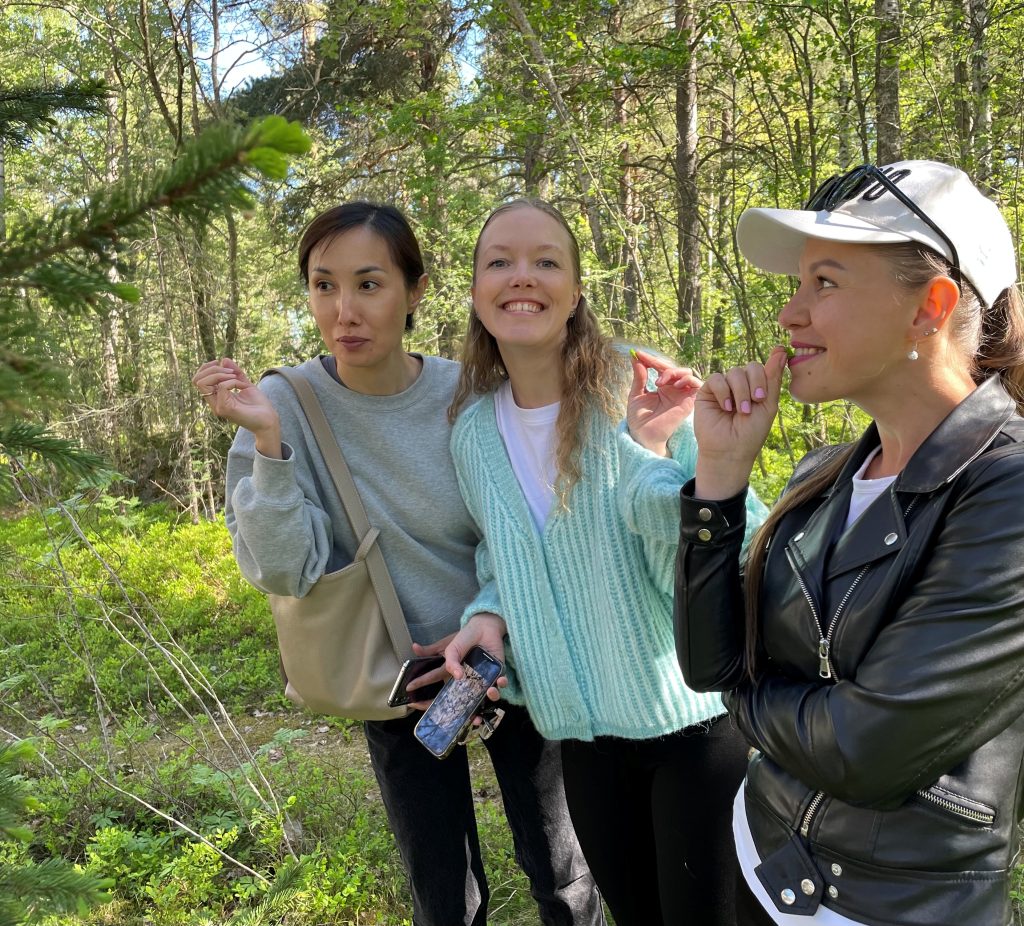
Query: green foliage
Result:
<box><xmin>0</xmin><ymin>101</ymin><xmax>309</xmax><ymax>495</ymax></box>
<box><xmin>0</xmin><ymin>740</ymin><xmax>113</xmax><ymax>925</ymax></box>
<box><xmin>0</xmin><ymin>501</ymin><xmax>279</xmax><ymax>719</ymax></box>
<box><xmin>0</xmin><ymin>79</ymin><xmax>109</xmax><ymax>149</ymax></box>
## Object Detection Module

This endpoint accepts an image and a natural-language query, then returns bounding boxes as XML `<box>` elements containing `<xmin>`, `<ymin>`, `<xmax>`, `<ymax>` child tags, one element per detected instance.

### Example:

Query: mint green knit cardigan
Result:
<box><xmin>452</xmin><ymin>395</ymin><xmax>768</xmax><ymax>742</ymax></box>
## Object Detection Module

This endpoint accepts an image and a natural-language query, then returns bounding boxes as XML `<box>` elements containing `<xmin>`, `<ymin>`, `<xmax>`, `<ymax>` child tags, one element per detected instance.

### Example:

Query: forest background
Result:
<box><xmin>2</xmin><ymin>0</ymin><xmax>1023</xmax><ymax>923</ymax></box>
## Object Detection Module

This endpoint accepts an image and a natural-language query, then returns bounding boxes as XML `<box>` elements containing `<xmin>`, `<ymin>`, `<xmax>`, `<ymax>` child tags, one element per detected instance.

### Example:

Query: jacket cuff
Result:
<box><xmin>679</xmin><ymin>479</ymin><xmax>749</xmax><ymax>547</ymax></box>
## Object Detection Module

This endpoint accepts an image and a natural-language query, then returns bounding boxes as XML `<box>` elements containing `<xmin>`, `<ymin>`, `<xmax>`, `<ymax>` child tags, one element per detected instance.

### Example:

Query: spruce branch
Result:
<box><xmin>0</xmin><ymin>741</ymin><xmax>113</xmax><ymax>924</ymax></box>
<box><xmin>0</xmin><ymin>116</ymin><xmax>310</xmax><ymax>281</ymax></box>
<box><xmin>0</xmin><ymin>423</ymin><xmax>110</xmax><ymax>477</ymax></box>
<box><xmin>0</xmin><ymin>79</ymin><xmax>109</xmax><ymax>148</ymax></box>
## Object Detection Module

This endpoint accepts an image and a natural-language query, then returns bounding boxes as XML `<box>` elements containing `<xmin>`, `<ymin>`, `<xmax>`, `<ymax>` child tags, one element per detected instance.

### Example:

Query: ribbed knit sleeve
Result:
<box><xmin>618</xmin><ymin>418</ymin><xmax>768</xmax><ymax>554</ymax></box>
<box><xmin>451</xmin><ymin>395</ymin><xmax>728</xmax><ymax>741</ymax></box>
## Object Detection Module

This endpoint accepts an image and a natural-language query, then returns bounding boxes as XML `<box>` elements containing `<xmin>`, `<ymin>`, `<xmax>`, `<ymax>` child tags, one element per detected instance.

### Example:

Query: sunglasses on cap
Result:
<box><xmin>804</xmin><ymin>164</ymin><xmax>962</xmax><ymax>287</ymax></box>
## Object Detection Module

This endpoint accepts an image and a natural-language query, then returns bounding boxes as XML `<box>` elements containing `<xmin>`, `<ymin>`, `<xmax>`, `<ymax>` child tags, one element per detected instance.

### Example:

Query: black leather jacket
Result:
<box><xmin>675</xmin><ymin>377</ymin><xmax>1024</xmax><ymax>926</ymax></box>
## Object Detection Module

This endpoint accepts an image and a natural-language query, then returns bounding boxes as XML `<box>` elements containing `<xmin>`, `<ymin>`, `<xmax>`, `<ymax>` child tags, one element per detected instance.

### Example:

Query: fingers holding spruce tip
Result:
<box><xmin>191</xmin><ymin>358</ymin><xmax>281</xmax><ymax>440</ymax></box>
<box><xmin>627</xmin><ymin>348</ymin><xmax>704</xmax><ymax>456</ymax></box>
<box><xmin>693</xmin><ymin>346</ymin><xmax>788</xmax><ymax>499</ymax></box>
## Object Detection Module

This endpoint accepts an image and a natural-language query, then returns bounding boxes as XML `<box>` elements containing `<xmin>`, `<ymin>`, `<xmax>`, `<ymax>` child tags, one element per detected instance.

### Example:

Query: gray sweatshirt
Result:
<box><xmin>225</xmin><ymin>355</ymin><xmax>481</xmax><ymax>645</ymax></box>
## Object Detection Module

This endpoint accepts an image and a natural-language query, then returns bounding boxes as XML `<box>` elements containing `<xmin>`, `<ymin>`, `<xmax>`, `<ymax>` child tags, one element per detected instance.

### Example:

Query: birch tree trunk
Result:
<box><xmin>675</xmin><ymin>0</ymin><xmax>701</xmax><ymax>341</ymax></box>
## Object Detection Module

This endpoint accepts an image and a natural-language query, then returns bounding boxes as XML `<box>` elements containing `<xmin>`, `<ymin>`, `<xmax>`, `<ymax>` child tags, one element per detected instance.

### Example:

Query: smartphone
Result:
<box><xmin>387</xmin><ymin>655</ymin><xmax>446</xmax><ymax>708</ymax></box>
<box><xmin>414</xmin><ymin>647</ymin><xmax>503</xmax><ymax>759</ymax></box>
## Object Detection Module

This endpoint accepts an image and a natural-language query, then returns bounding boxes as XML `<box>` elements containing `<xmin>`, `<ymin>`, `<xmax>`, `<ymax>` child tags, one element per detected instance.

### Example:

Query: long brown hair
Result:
<box><xmin>742</xmin><ymin>241</ymin><xmax>1024</xmax><ymax>672</ymax></box>
<box><xmin>448</xmin><ymin>199</ymin><xmax>625</xmax><ymax>505</ymax></box>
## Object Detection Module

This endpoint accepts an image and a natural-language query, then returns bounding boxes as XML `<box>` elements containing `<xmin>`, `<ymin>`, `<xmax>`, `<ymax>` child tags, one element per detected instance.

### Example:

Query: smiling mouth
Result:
<box><xmin>501</xmin><ymin>301</ymin><xmax>544</xmax><ymax>314</ymax></box>
<box><xmin>789</xmin><ymin>346</ymin><xmax>825</xmax><ymax>366</ymax></box>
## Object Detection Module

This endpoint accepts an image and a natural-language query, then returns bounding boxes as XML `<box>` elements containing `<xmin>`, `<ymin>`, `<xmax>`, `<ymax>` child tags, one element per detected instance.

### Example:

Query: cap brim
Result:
<box><xmin>737</xmin><ymin>207</ymin><xmax>911</xmax><ymax>275</ymax></box>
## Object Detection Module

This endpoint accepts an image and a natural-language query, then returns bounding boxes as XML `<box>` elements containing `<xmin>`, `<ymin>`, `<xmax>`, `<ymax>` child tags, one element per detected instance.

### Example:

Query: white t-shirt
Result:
<box><xmin>844</xmin><ymin>447</ymin><xmax>897</xmax><ymax>530</ymax></box>
<box><xmin>494</xmin><ymin>380</ymin><xmax>560</xmax><ymax>532</ymax></box>
<box><xmin>735</xmin><ymin>446</ymin><xmax>896</xmax><ymax>925</ymax></box>
<box><xmin>734</xmin><ymin>784</ymin><xmax>864</xmax><ymax>924</ymax></box>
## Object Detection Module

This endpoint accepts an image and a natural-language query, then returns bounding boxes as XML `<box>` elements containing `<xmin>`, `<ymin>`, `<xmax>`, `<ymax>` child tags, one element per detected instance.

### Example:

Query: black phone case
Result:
<box><xmin>387</xmin><ymin>655</ymin><xmax>446</xmax><ymax>707</ymax></box>
<box><xmin>413</xmin><ymin>649</ymin><xmax>502</xmax><ymax>759</ymax></box>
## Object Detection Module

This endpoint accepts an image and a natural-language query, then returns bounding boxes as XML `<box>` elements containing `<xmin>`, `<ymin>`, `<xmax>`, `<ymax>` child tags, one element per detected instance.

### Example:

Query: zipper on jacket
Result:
<box><xmin>790</xmin><ymin>497</ymin><xmax>922</xmax><ymax>839</ymax></box>
<box><xmin>789</xmin><ymin>497</ymin><xmax>920</xmax><ymax>681</ymax></box>
<box><xmin>916</xmin><ymin>786</ymin><xmax>995</xmax><ymax>825</ymax></box>
<box><xmin>800</xmin><ymin>791</ymin><xmax>826</xmax><ymax>837</ymax></box>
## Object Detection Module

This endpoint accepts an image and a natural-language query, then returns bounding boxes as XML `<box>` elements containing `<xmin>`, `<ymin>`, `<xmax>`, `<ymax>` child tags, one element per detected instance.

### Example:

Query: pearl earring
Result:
<box><xmin>907</xmin><ymin>345</ymin><xmax>919</xmax><ymax>361</ymax></box>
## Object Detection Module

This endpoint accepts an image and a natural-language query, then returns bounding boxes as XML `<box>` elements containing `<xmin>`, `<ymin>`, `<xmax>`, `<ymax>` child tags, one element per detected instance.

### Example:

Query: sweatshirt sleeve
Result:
<box><xmin>224</xmin><ymin>379</ymin><xmax>336</xmax><ymax>598</ymax></box>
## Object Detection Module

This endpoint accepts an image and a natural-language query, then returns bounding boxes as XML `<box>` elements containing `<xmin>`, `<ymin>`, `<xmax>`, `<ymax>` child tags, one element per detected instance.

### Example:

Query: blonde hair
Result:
<box><xmin>448</xmin><ymin>200</ymin><xmax>626</xmax><ymax>505</ymax></box>
<box><xmin>742</xmin><ymin>241</ymin><xmax>1024</xmax><ymax>674</ymax></box>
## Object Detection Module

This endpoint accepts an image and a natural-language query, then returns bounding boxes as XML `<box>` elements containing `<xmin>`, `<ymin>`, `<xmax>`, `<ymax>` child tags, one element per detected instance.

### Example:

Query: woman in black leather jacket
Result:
<box><xmin>674</xmin><ymin>160</ymin><xmax>1024</xmax><ymax>926</ymax></box>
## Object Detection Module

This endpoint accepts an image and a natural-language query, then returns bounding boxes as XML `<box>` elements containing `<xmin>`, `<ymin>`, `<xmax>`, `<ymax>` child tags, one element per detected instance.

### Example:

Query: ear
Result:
<box><xmin>910</xmin><ymin>275</ymin><xmax>959</xmax><ymax>338</ymax></box>
<box><xmin>408</xmin><ymin>273</ymin><xmax>429</xmax><ymax>314</ymax></box>
<box><xmin>571</xmin><ymin>284</ymin><xmax>581</xmax><ymax>312</ymax></box>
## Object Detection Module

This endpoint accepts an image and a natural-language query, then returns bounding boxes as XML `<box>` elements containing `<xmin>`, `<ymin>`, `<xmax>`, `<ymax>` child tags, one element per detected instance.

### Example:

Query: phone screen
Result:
<box><xmin>414</xmin><ymin>648</ymin><xmax>502</xmax><ymax>759</ymax></box>
<box><xmin>387</xmin><ymin>655</ymin><xmax>446</xmax><ymax>707</ymax></box>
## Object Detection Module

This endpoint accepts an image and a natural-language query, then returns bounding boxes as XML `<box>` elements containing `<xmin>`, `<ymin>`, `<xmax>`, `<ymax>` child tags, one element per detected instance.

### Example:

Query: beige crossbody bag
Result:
<box><xmin>263</xmin><ymin>367</ymin><xmax>412</xmax><ymax>720</ymax></box>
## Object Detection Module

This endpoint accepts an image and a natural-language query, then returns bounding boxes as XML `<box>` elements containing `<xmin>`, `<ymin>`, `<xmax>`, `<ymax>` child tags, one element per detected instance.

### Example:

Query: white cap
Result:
<box><xmin>737</xmin><ymin>160</ymin><xmax>1017</xmax><ymax>307</ymax></box>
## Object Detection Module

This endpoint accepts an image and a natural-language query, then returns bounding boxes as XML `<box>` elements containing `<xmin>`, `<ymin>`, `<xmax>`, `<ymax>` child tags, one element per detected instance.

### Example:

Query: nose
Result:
<box><xmin>336</xmin><ymin>294</ymin><xmax>359</xmax><ymax>325</ymax></box>
<box><xmin>509</xmin><ymin>259</ymin><xmax>536</xmax><ymax>287</ymax></box>
<box><xmin>777</xmin><ymin>284</ymin><xmax>808</xmax><ymax>331</ymax></box>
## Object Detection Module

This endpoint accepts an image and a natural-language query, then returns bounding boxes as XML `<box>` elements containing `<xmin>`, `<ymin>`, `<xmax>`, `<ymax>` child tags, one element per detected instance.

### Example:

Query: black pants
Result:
<box><xmin>365</xmin><ymin>703</ymin><xmax>605</xmax><ymax>926</ymax></box>
<box><xmin>735</xmin><ymin>869</ymin><xmax>778</xmax><ymax>925</ymax></box>
<box><xmin>560</xmin><ymin>713</ymin><xmax>748</xmax><ymax>926</ymax></box>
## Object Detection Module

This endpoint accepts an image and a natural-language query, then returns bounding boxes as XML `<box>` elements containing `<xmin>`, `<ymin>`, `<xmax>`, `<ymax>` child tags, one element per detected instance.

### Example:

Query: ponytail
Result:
<box><xmin>978</xmin><ymin>284</ymin><xmax>1024</xmax><ymax>414</ymax></box>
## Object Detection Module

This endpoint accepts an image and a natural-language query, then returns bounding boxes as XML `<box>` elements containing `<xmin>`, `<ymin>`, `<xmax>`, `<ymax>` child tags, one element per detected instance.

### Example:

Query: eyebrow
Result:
<box><xmin>808</xmin><ymin>258</ymin><xmax>847</xmax><ymax>273</ymax></box>
<box><xmin>482</xmin><ymin>243</ymin><xmax>565</xmax><ymax>253</ymax></box>
<box><xmin>310</xmin><ymin>265</ymin><xmax>387</xmax><ymax>276</ymax></box>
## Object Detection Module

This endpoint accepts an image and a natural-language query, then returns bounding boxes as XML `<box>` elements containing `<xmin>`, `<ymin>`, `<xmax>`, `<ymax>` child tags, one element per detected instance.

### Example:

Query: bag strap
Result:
<box><xmin>262</xmin><ymin>367</ymin><xmax>413</xmax><ymax>658</ymax></box>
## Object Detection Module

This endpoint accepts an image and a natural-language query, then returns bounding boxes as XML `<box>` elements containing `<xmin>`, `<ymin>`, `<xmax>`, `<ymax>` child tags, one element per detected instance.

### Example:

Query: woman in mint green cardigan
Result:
<box><xmin>443</xmin><ymin>200</ymin><xmax>768</xmax><ymax>926</ymax></box>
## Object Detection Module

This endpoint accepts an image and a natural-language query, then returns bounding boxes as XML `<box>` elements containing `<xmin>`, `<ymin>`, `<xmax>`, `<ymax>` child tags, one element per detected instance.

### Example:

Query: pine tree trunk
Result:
<box><xmin>875</xmin><ymin>0</ymin><xmax>903</xmax><ymax>164</ymax></box>
<box><xmin>0</xmin><ymin>140</ymin><xmax>6</xmax><ymax>241</ymax></box>
<box><xmin>611</xmin><ymin>3</ymin><xmax>639</xmax><ymax>334</ymax></box>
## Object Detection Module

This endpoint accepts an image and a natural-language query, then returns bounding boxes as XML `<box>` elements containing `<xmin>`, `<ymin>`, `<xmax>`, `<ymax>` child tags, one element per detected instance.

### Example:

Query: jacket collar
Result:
<box><xmin>792</xmin><ymin>376</ymin><xmax>1018</xmax><ymax>580</ymax></box>
<box><xmin>831</xmin><ymin>375</ymin><xmax>1017</xmax><ymax>494</ymax></box>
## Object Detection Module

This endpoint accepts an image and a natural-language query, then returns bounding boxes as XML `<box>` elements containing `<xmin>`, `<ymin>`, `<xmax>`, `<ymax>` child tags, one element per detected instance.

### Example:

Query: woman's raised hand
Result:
<box><xmin>626</xmin><ymin>349</ymin><xmax>703</xmax><ymax>457</ymax></box>
<box><xmin>692</xmin><ymin>345</ymin><xmax>787</xmax><ymax>498</ymax></box>
<box><xmin>192</xmin><ymin>359</ymin><xmax>281</xmax><ymax>438</ymax></box>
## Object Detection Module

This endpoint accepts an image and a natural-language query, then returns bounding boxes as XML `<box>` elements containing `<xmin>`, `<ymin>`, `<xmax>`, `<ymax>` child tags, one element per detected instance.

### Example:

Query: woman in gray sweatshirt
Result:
<box><xmin>192</xmin><ymin>202</ymin><xmax>602</xmax><ymax>926</ymax></box>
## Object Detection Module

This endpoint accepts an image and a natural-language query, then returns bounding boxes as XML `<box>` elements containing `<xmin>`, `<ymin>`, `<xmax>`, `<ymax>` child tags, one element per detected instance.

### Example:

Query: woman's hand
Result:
<box><xmin>626</xmin><ymin>349</ymin><xmax>703</xmax><ymax>457</ymax></box>
<box><xmin>443</xmin><ymin>613</ymin><xmax>509</xmax><ymax>704</ymax></box>
<box><xmin>404</xmin><ymin>633</ymin><xmax>456</xmax><ymax>711</ymax></box>
<box><xmin>192</xmin><ymin>359</ymin><xmax>282</xmax><ymax>456</ymax></box>
<box><xmin>693</xmin><ymin>346</ymin><xmax>787</xmax><ymax>499</ymax></box>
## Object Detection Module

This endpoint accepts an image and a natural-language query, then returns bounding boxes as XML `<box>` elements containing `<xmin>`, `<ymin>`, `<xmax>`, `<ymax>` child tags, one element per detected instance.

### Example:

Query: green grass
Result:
<box><xmin>1</xmin><ymin>500</ymin><xmax>545</xmax><ymax>925</ymax></box>
<box><xmin>1</xmin><ymin>499</ymin><xmax>1021</xmax><ymax>925</ymax></box>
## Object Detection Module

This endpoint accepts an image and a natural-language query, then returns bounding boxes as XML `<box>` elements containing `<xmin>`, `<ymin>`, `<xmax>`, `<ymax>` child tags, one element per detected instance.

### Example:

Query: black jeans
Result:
<box><xmin>560</xmin><ymin>713</ymin><xmax>748</xmax><ymax>926</ymax></box>
<box><xmin>365</xmin><ymin>703</ymin><xmax>605</xmax><ymax>926</ymax></box>
<box><xmin>735</xmin><ymin>869</ymin><xmax>778</xmax><ymax>926</ymax></box>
